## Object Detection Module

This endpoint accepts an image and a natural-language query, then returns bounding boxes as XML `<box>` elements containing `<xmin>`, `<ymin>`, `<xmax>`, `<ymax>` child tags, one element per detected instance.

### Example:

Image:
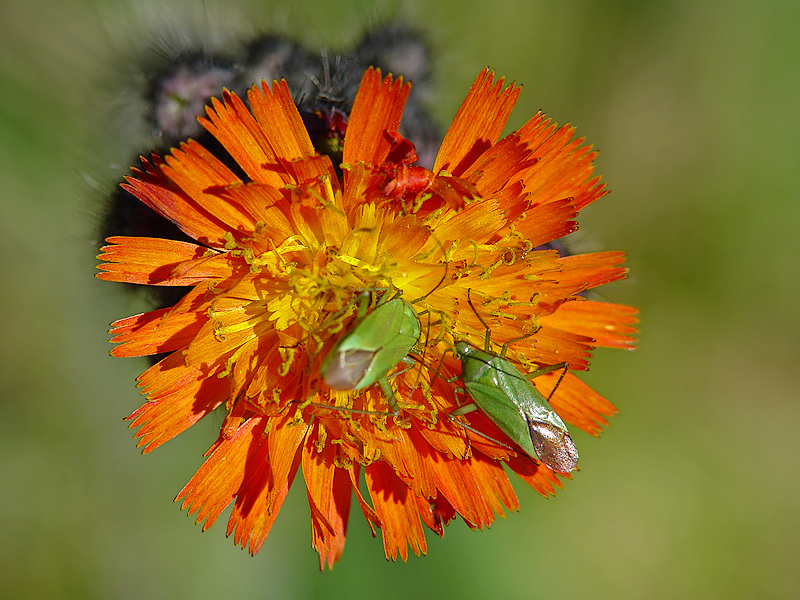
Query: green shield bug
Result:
<box><xmin>320</xmin><ymin>290</ymin><xmax>422</xmax><ymax>415</ymax></box>
<box><xmin>449</xmin><ymin>290</ymin><xmax>579</xmax><ymax>473</ymax></box>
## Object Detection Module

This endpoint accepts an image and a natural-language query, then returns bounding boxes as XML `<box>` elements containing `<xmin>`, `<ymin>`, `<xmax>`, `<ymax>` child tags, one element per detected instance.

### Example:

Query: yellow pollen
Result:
<box><xmin>212</xmin><ymin>313</ymin><xmax>268</xmax><ymax>341</ymax></box>
<box><xmin>218</xmin><ymin>343</ymin><xmax>251</xmax><ymax>378</ymax></box>
<box><xmin>305</xmin><ymin>174</ymin><xmax>342</xmax><ymax>214</ymax></box>
<box><xmin>277</xmin><ymin>346</ymin><xmax>297</xmax><ymax>376</ymax></box>
<box><xmin>315</xmin><ymin>421</ymin><xmax>328</xmax><ymax>452</ymax></box>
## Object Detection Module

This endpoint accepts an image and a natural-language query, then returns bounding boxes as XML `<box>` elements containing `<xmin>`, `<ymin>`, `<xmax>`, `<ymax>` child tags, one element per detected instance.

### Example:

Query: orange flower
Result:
<box><xmin>98</xmin><ymin>68</ymin><xmax>637</xmax><ymax>568</ymax></box>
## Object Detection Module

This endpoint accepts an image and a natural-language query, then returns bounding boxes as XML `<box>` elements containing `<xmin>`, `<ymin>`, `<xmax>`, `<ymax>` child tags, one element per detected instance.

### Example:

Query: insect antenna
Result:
<box><xmin>465</xmin><ymin>288</ymin><xmax>540</xmax><ymax>357</ymax></box>
<box><xmin>529</xmin><ymin>362</ymin><xmax>570</xmax><ymax>404</ymax></box>
<box><xmin>466</xmin><ymin>288</ymin><xmax>572</xmax><ymax>405</ymax></box>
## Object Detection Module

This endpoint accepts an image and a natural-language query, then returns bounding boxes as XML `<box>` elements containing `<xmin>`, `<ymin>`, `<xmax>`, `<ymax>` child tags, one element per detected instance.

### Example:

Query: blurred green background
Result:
<box><xmin>2</xmin><ymin>0</ymin><xmax>799</xmax><ymax>598</ymax></box>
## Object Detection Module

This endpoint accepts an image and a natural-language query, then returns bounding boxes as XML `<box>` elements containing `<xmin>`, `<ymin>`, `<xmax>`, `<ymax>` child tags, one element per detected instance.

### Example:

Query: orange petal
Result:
<box><xmin>366</xmin><ymin>426</ymin><xmax>435</xmax><ymax>497</ymax></box>
<box><xmin>175</xmin><ymin>416</ymin><xmax>265</xmax><ymax>532</ymax></box>
<box><xmin>201</xmin><ymin>90</ymin><xmax>286</xmax><ymax>187</ymax></box>
<box><xmin>212</xmin><ymin>182</ymin><xmax>289</xmax><ymax>231</ymax></box>
<box><xmin>434</xmin><ymin>68</ymin><xmax>521</xmax><ymax>176</ymax></box>
<box><xmin>227</xmin><ymin>413</ymin><xmax>308</xmax><ymax>554</ymax></box>
<box><xmin>462</xmin><ymin>132</ymin><xmax>536</xmax><ymax>197</ymax></box>
<box><xmin>504</xmin><ymin>453</ymin><xmax>564</xmax><ymax>497</ymax></box>
<box><xmin>520</xmin><ymin>323</ymin><xmax>595</xmax><ymax>371</ymax></box>
<box><xmin>166</xmin><ymin>252</ymin><xmax>241</xmax><ymax>284</ymax></box>
<box><xmin>343</xmin><ymin>68</ymin><xmax>411</xmax><ymax>166</ymax></box>
<box><xmin>466</xmin><ymin>454</ymin><xmax>519</xmax><ymax>517</ymax></box>
<box><xmin>414</xmin><ymin>416</ymin><xmax>475</xmax><ymax>465</ymax></box>
<box><xmin>365</xmin><ymin>460</ymin><xmax>427</xmax><ymax>561</ymax></box>
<box><xmin>127</xmin><ymin>353</ymin><xmax>229</xmax><ymax>452</ymax></box>
<box><xmin>243</xmin><ymin>332</ymin><xmax>301</xmax><ymax>402</ymax></box>
<box><xmin>122</xmin><ymin>156</ymin><xmax>231</xmax><ymax>248</ymax></box>
<box><xmin>516</xmin><ymin>113</ymin><xmax>608</xmax><ymax>211</ymax></box>
<box><xmin>464</xmin><ymin>251</ymin><xmax>624</xmax><ymax>317</ymax></box>
<box><xmin>444</xmin><ymin>409</ymin><xmax>518</xmax><ymax>462</ymax></box>
<box><xmin>534</xmin><ymin>371</ymin><xmax>618</xmax><ymax>436</ymax></box>
<box><xmin>280</xmin><ymin>154</ymin><xmax>339</xmax><ymax>189</ymax></box>
<box><xmin>182</xmin><ymin>304</ymin><xmax>272</xmax><ymax>368</ymax></box>
<box><xmin>428</xmin><ymin>197</ymin><xmax>506</xmax><ymax>248</ymax></box>
<box><xmin>303</xmin><ymin>424</ymin><xmax>352</xmax><ymax>569</ymax></box>
<box><xmin>416</xmin><ymin>493</ymin><xmax>457</xmax><ymax>537</ymax></box>
<box><xmin>248</xmin><ymin>79</ymin><xmax>317</xmax><ymax>168</ymax></box>
<box><xmin>162</xmin><ymin>140</ymin><xmax>264</xmax><ymax>236</ymax></box>
<box><xmin>512</xmin><ymin>197</ymin><xmax>578</xmax><ymax>247</ymax></box>
<box><xmin>426</xmin><ymin>451</ymin><xmax>497</xmax><ymax>529</ymax></box>
<box><xmin>109</xmin><ymin>303</ymin><xmax>203</xmax><ymax>358</ymax></box>
<box><xmin>556</xmin><ymin>251</ymin><xmax>629</xmax><ymax>294</ymax></box>
<box><xmin>340</xmin><ymin>162</ymin><xmax>380</xmax><ymax>211</ymax></box>
<box><xmin>96</xmin><ymin>236</ymin><xmax>217</xmax><ymax>285</ymax></box>
<box><xmin>347</xmin><ymin>465</ymin><xmax>381</xmax><ymax>537</ymax></box>
<box><xmin>541</xmin><ymin>300</ymin><xmax>639</xmax><ymax>350</ymax></box>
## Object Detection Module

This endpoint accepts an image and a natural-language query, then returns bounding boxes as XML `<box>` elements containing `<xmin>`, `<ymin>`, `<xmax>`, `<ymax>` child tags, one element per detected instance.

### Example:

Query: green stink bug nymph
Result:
<box><xmin>320</xmin><ymin>291</ymin><xmax>422</xmax><ymax>414</ymax></box>
<box><xmin>450</xmin><ymin>292</ymin><xmax>579</xmax><ymax>473</ymax></box>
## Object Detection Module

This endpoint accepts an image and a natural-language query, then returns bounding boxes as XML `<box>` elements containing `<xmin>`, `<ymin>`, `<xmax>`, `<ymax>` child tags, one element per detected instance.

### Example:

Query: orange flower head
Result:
<box><xmin>98</xmin><ymin>67</ymin><xmax>638</xmax><ymax>568</ymax></box>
